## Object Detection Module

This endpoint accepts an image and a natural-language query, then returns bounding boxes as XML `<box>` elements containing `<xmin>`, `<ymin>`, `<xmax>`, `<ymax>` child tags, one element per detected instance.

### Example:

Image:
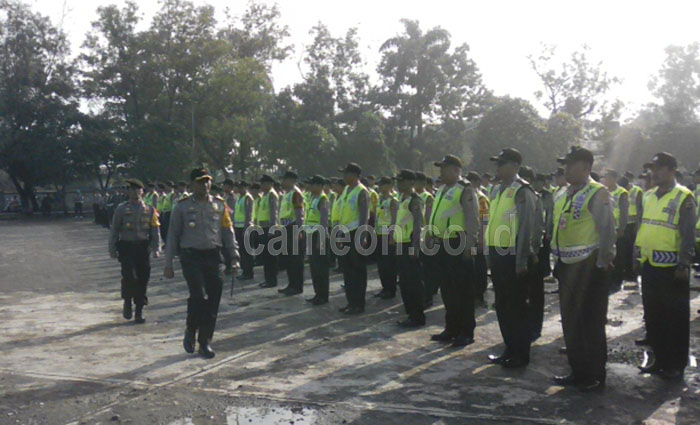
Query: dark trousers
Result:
<box><xmin>435</xmin><ymin>241</ymin><xmax>475</xmax><ymax>338</ymax></box>
<box><xmin>117</xmin><ymin>240</ymin><xmax>151</xmax><ymax>306</ymax></box>
<box><xmin>641</xmin><ymin>263</ymin><xmax>689</xmax><ymax>371</ymax></box>
<box><xmin>234</xmin><ymin>227</ymin><xmax>254</xmax><ymax>277</ymax></box>
<box><xmin>528</xmin><ymin>253</ymin><xmax>545</xmax><ymax>339</ymax></box>
<box><xmin>490</xmin><ymin>253</ymin><xmax>531</xmax><ymax>361</ymax></box>
<box><xmin>260</xmin><ymin>227</ymin><xmax>278</xmax><ymax>286</ymax></box>
<box><xmin>309</xmin><ymin>232</ymin><xmax>330</xmax><ymax>300</ymax></box>
<box><xmin>538</xmin><ymin>238</ymin><xmax>552</xmax><ymax>278</ymax></box>
<box><xmin>622</xmin><ymin>223</ymin><xmax>638</xmax><ymax>278</ymax></box>
<box><xmin>342</xmin><ymin>230</ymin><xmax>367</xmax><ymax>309</ymax></box>
<box><xmin>421</xmin><ymin>251</ymin><xmax>439</xmax><ymax>304</ymax></box>
<box><xmin>376</xmin><ymin>235</ymin><xmax>397</xmax><ymax>295</ymax></box>
<box><xmin>180</xmin><ymin>249</ymin><xmax>223</xmax><ymax>344</ymax></box>
<box><xmin>74</xmin><ymin>202</ymin><xmax>83</xmax><ymax>216</ymax></box>
<box><xmin>474</xmin><ymin>252</ymin><xmax>488</xmax><ymax>298</ymax></box>
<box><xmin>160</xmin><ymin>211</ymin><xmax>171</xmax><ymax>244</ymax></box>
<box><xmin>398</xmin><ymin>249</ymin><xmax>425</xmax><ymax>322</ymax></box>
<box><xmin>282</xmin><ymin>224</ymin><xmax>305</xmax><ymax>291</ymax></box>
<box><xmin>609</xmin><ymin>235</ymin><xmax>625</xmax><ymax>292</ymax></box>
<box><xmin>557</xmin><ymin>253</ymin><xmax>609</xmax><ymax>383</ymax></box>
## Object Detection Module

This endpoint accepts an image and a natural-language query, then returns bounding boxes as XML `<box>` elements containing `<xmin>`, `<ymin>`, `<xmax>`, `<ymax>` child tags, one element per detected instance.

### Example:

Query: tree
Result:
<box><xmin>648</xmin><ymin>43</ymin><xmax>700</xmax><ymax>124</ymax></box>
<box><xmin>0</xmin><ymin>0</ymin><xmax>79</xmax><ymax>211</ymax></box>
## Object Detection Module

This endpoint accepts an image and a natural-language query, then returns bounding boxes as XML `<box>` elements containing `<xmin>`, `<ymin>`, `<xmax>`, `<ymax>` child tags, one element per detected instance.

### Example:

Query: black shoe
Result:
<box><xmin>183</xmin><ymin>329</ymin><xmax>196</xmax><ymax>354</ymax></box>
<box><xmin>424</xmin><ymin>299</ymin><xmax>434</xmax><ymax>309</ymax></box>
<box><xmin>577</xmin><ymin>379</ymin><xmax>604</xmax><ymax>392</ymax></box>
<box><xmin>198</xmin><ymin>343</ymin><xmax>216</xmax><ymax>359</ymax></box>
<box><xmin>282</xmin><ymin>288</ymin><xmax>303</xmax><ymax>296</ymax></box>
<box><xmin>502</xmin><ymin>357</ymin><xmax>529</xmax><ymax>368</ymax></box>
<box><xmin>488</xmin><ymin>353</ymin><xmax>509</xmax><ymax>365</ymax></box>
<box><xmin>553</xmin><ymin>374</ymin><xmax>577</xmax><ymax>386</ymax></box>
<box><xmin>312</xmin><ymin>298</ymin><xmax>328</xmax><ymax>306</ymax></box>
<box><xmin>344</xmin><ymin>306</ymin><xmax>365</xmax><ymax>315</ymax></box>
<box><xmin>451</xmin><ymin>335</ymin><xmax>474</xmax><ymax>348</ymax></box>
<box><xmin>338</xmin><ymin>305</ymin><xmax>350</xmax><ymax>313</ymax></box>
<box><xmin>659</xmin><ymin>369</ymin><xmax>683</xmax><ymax>380</ymax></box>
<box><xmin>431</xmin><ymin>331</ymin><xmax>455</xmax><ymax>342</ymax></box>
<box><xmin>373</xmin><ymin>290</ymin><xmax>385</xmax><ymax>298</ymax></box>
<box><xmin>305</xmin><ymin>297</ymin><xmax>318</xmax><ymax>303</ymax></box>
<box><xmin>559</xmin><ymin>347</ymin><xmax>568</xmax><ymax>355</ymax></box>
<box><xmin>397</xmin><ymin>318</ymin><xmax>425</xmax><ymax>328</ymax></box>
<box><xmin>260</xmin><ymin>281</ymin><xmax>277</xmax><ymax>288</ymax></box>
<box><xmin>278</xmin><ymin>286</ymin><xmax>291</xmax><ymax>293</ymax></box>
<box><xmin>379</xmin><ymin>292</ymin><xmax>396</xmax><ymax>300</ymax></box>
<box><xmin>638</xmin><ymin>362</ymin><xmax>662</xmax><ymax>374</ymax></box>
<box><xmin>134</xmin><ymin>306</ymin><xmax>145</xmax><ymax>324</ymax></box>
<box><xmin>122</xmin><ymin>299</ymin><xmax>132</xmax><ymax>320</ymax></box>
<box><xmin>634</xmin><ymin>337</ymin><xmax>650</xmax><ymax>346</ymax></box>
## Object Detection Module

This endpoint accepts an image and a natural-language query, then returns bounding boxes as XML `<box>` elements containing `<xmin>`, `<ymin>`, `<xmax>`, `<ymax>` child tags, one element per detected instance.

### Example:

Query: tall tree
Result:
<box><xmin>648</xmin><ymin>43</ymin><xmax>700</xmax><ymax>124</ymax></box>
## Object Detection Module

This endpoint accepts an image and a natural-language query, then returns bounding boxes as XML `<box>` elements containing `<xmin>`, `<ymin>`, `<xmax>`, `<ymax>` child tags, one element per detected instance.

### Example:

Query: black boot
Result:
<box><xmin>134</xmin><ymin>305</ymin><xmax>145</xmax><ymax>324</ymax></box>
<box><xmin>122</xmin><ymin>299</ymin><xmax>132</xmax><ymax>320</ymax></box>
<box><xmin>183</xmin><ymin>329</ymin><xmax>196</xmax><ymax>354</ymax></box>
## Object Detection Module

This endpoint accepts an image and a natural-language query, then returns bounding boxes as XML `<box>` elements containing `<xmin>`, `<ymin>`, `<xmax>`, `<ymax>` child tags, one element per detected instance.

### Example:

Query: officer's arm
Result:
<box><xmin>515</xmin><ymin>188</ymin><xmax>536</xmax><ymax>271</ymax></box>
<box><xmin>636</xmin><ymin>192</ymin><xmax>643</xmax><ymax>228</ymax></box>
<box><xmin>678</xmin><ymin>196</ymin><xmax>697</xmax><ymax>266</ymax></box>
<box><xmin>544</xmin><ymin>193</ymin><xmax>554</xmax><ymax>239</ymax></box>
<box><xmin>269</xmin><ymin>194</ymin><xmax>278</xmax><ymax>226</ymax></box>
<box><xmin>409</xmin><ymin>196</ymin><xmax>423</xmax><ymax>252</ymax></box>
<box><xmin>390</xmin><ymin>198</ymin><xmax>399</xmax><ymax>226</ymax></box>
<box><xmin>619</xmin><ymin>193</ymin><xmax>629</xmax><ymax>229</ymax></box>
<box><xmin>165</xmin><ymin>203</ymin><xmax>183</xmax><ymax>269</ymax></box>
<box><xmin>150</xmin><ymin>208</ymin><xmax>161</xmax><ymax>253</ymax></box>
<box><xmin>221</xmin><ymin>206</ymin><xmax>239</xmax><ymax>261</ymax></box>
<box><xmin>425</xmin><ymin>196</ymin><xmax>434</xmax><ymax>223</ymax></box>
<box><xmin>358</xmin><ymin>190</ymin><xmax>369</xmax><ymax>227</ymax></box>
<box><xmin>460</xmin><ymin>185</ymin><xmax>479</xmax><ymax>253</ymax></box>
<box><xmin>108</xmin><ymin>206</ymin><xmax>122</xmax><ymax>257</ymax></box>
<box><xmin>293</xmin><ymin>191</ymin><xmax>304</xmax><ymax>226</ymax></box>
<box><xmin>245</xmin><ymin>197</ymin><xmax>253</xmax><ymax>227</ymax></box>
<box><xmin>319</xmin><ymin>197</ymin><xmax>329</xmax><ymax>229</ymax></box>
<box><xmin>589</xmin><ymin>189</ymin><xmax>616</xmax><ymax>268</ymax></box>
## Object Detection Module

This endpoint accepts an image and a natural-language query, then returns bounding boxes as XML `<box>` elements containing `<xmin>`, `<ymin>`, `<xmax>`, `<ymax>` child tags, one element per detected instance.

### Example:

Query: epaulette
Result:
<box><xmin>458</xmin><ymin>179</ymin><xmax>471</xmax><ymax>188</ymax></box>
<box><xmin>516</xmin><ymin>176</ymin><xmax>531</xmax><ymax>187</ymax></box>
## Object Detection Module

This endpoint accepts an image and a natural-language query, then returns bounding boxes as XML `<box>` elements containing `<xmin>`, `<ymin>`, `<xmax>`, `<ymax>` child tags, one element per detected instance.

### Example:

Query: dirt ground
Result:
<box><xmin>1</xmin><ymin>218</ymin><xmax>699</xmax><ymax>425</ymax></box>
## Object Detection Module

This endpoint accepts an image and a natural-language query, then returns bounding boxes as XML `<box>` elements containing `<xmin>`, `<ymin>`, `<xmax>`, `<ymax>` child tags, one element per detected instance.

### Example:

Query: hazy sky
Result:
<box><xmin>30</xmin><ymin>0</ymin><xmax>700</xmax><ymax>119</ymax></box>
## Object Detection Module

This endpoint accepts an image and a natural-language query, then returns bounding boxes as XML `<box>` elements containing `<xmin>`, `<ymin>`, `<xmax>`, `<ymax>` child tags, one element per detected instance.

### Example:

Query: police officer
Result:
<box><xmin>164</xmin><ymin>168</ymin><xmax>239</xmax><ymax>359</ymax></box>
<box><xmin>278</xmin><ymin>171</ymin><xmax>305</xmax><ymax>295</ymax></box>
<box><xmin>233</xmin><ymin>180</ymin><xmax>255</xmax><ymax>280</ymax></box>
<box><xmin>392</xmin><ymin>170</ymin><xmax>425</xmax><ymax>327</ymax></box>
<box><xmin>144</xmin><ymin>183</ymin><xmax>159</xmax><ymax>208</ymax></box>
<box><xmin>485</xmin><ymin>150</ymin><xmax>537</xmax><ymax>368</ymax></box>
<box><xmin>108</xmin><ymin>178</ymin><xmax>161</xmax><ymax>324</ymax></box>
<box><xmin>415</xmin><ymin>172</ymin><xmax>437</xmax><ymax>307</ymax></box>
<box><xmin>337</xmin><ymin>163</ymin><xmax>370</xmax><ymax>315</ymax></box>
<box><xmin>375</xmin><ymin>176</ymin><xmax>398</xmax><ymax>299</ymax></box>
<box><xmin>603</xmin><ymin>169</ymin><xmax>629</xmax><ymax>293</ymax></box>
<box><xmin>304</xmin><ymin>175</ymin><xmax>330</xmax><ymax>305</ymax></box>
<box><xmin>427</xmin><ymin>155</ymin><xmax>479</xmax><ymax>348</ymax></box>
<box><xmin>531</xmin><ymin>172</ymin><xmax>554</xmax><ymax>338</ymax></box>
<box><xmin>551</xmin><ymin>146</ymin><xmax>615</xmax><ymax>391</ymax></box>
<box><xmin>159</xmin><ymin>181</ymin><xmax>176</xmax><ymax>244</ymax></box>
<box><xmin>330</xmin><ymin>178</ymin><xmax>346</xmax><ymax>273</ymax></box>
<box><xmin>622</xmin><ymin>172</ymin><xmax>643</xmax><ymax>281</ymax></box>
<box><xmin>466</xmin><ymin>171</ymin><xmax>490</xmax><ymax>308</ymax></box>
<box><xmin>635</xmin><ymin>153</ymin><xmax>696</xmax><ymax>380</ymax></box>
<box><xmin>257</xmin><ymin>175</ymin><xmax>280</xmax><ymax>288</ymax></box>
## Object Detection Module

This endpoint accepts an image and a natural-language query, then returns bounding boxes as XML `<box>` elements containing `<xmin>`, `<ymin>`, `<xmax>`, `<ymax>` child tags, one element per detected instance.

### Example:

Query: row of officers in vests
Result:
<box><xmin>108</xmin><ymin>146</ymin><xmax>696</xmax><ymax>392</ymax></box>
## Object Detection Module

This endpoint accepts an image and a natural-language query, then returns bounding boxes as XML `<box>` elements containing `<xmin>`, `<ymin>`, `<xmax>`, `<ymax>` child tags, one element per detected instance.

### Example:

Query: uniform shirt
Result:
<box><xmin>432</xmin><ymin>181</ymin><xmax>479</xmax><ymax>253</ymax></box>
<box><xmin>239</xmin><ymin>194</ymin><xmax>254</xmax><ymax>228</ymax></box>
<box><xmin>564</xmin><ymin>183</ymin><xmax>617</xmax><ymax>268</ymax></box>
<box><xmin>540</xmin><ymin>190</ymin><xmax>554</xmax><ymax>240</ymax></box>
<box><xmin>165</xmin><ymin>195</ymin><xmax>238</xmax><ymax>269</ymax></box>
<box><xmin>259</xmin><ymin>190</ymin><xmax>279</xmax><ymax>227</ymax></box>
<box><xmin>407</xmin><ymin>193</ymin><xmax>424</xmax><ymax>252</ymax></box>
<box><xmin>489</xmin><ymin>178</ymin><xmax>537</xmax><ymax>269</ymax></box>
<box><xmin>616</xmin><ymin>191</ymin><xmax>629</xmax><ymax>231</ymax></box>
<box><xmin>109</xmin><ymin>200</ymin><xmax>160</xmax><ymax>257</ymax></box>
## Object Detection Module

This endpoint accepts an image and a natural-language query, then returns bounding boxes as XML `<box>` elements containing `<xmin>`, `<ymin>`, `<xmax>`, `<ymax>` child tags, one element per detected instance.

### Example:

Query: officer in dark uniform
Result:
<box><xmin>108</xmin><ymin>178</ymin><xmax>161</xmax><ymax>324</ymax></box>
<box><xmin>164</xmin><ymin>168</ymin><xmax>239</xmax><ymax>359</ymax></box>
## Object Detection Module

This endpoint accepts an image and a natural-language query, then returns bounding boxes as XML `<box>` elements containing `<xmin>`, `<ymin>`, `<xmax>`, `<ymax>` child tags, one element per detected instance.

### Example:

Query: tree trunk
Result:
<box><xmin>9</xmin><ymin>173</ymin><xmax>38</xmax><ymax>214</ymax></box>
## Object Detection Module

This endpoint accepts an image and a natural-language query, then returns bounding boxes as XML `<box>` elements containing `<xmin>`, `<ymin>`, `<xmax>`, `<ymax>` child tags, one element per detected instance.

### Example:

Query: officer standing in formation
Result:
<box><xmin>108</xmin><ymin>178</ymin><xmax>161</xmax><ymax>324</ymax></box>
<box><xmin>635</xmin><ymin>153</ymin><xmax>696</xmax><ymax>380</ymax></box>
<box><xmin>375</xmin><ymin>176</ymin><xmax>398</xmax><ymax>299</ymax></box>
<box><xmin>278</xmin><ymin>171</ymin><xmax>305</xmax><ymax>295</ymax></box>
<box><xmin>164</xmin><ymin>168</ymin><xmax>239</xmax><ymax>359</ymax></box>
<box><xmin>233</xmin><ymin>180</ymin><xmax>255</xmax><ymax>280</ymax></box>
<box><xmin>257</xmin><ymin>174</ymin><xmax>279</xmax><ymax>288</ymax></box>
<box><xmin>485</xmin><ymin>149</ymin><xmax>537</xmax><ymax>368</ymax></box>
<box><xmin>304</xmin><ymin>175</ymin><xmax>330</xmax><ymax>305</ymax></box>
<box><xmin>603</xmin><ymin>169</ymin><xmax>629</xmax><ymax>293</ymax></box>
<box><xmin>466</xmin><ymin>171</ymin><xmax>490</xmax><ymax>307</ymax></box>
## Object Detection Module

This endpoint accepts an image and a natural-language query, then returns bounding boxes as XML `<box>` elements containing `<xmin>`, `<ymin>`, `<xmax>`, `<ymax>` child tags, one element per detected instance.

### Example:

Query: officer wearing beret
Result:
<box><xmin>164</xmin><ymin>168</ymin><xmax>239</xmax><ymax>359</ymax></box>
<box><xmin>108</xmin><ymin>178</ymin><xmax>161</xmax><ymax>324</ymax></box>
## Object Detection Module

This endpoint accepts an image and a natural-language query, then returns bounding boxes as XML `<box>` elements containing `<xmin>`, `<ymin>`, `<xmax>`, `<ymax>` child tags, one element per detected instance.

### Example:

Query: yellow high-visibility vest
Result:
<box><xmin>485</xmin><ymin>180</ymin><xmax>524</xmax><ymax>248</ymax></box>
<box><xmin>551</xmin><ymin>179</ymin><xmax>604</xmax><ymax>264</ymax></box>
<box><xmin>339</xmin><ymin>184</ymin><xmax>368</xmax><ymax>231</ymax></box>
<box><xmin>428</xmin><ymin>182</ymin><xmax>467</xmax><ymax>239</ymax></box>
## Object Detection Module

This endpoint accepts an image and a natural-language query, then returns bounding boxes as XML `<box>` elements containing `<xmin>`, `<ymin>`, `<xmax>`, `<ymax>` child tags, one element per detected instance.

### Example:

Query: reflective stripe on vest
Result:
<box><xmin>428</xmin><ymin>183</ymin><xmax>466</xmax><ymax>239</ymax></box>
<box><xmin>304</xmin><ymin>193</ymin><xmax>327</xmax><ymax>232</ymax></box>
<box><xmin>394</xmin><ymin>194</ymin><xmax>418</xmax><ymax>243</ymax></box>
<box><xmin>635</xmin><ymin>184</ymin><xmax>692</xmax><ymax>267</ymax></box>
<box><xmin>485</xmin><ymin>180</ymin><xmax>522</xmax><ymax>248</ymax></box>
<box><xmin>376</xmin><ymin>196</ymin><xmax>395</xmax><ymax>235</ymax></box>
<box><xmin>628</xmin><ymin>185</ymin><xmax>642</xmax><ymax>218</ymax></box>
<box><xmin>611</xmin><ymin>186</ymin><xmax>628</xmax><ymax>229</ymax></box>
<box><xmin>340</xmin><ymin>184</ymin><xmax>367</xmax><ymax>231</ymax></box>
<box><xmin>234</xmin><ymin>193</ymin><xmax>252</xmax><ymax>228</ymax></box>
<box><xmin>257</xmin><ymin>189</ymin><xmax>277</xmax><ymax>224</ymax></box>
<box><xmin>551</xmin><ymin>179</ymin><xmax>604</xmax><ymax>264</ymax></box>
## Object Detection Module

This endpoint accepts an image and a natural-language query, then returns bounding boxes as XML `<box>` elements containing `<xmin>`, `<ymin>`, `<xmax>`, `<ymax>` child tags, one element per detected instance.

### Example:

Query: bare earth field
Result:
<box><xmin>1</xmin><ymin>218</ymin><xmax>699</xmax><ymax>425</ymax></box>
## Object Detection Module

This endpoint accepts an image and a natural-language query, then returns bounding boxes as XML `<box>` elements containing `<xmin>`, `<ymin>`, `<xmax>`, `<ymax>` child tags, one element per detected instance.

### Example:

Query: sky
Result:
<box><xmin>28</xmin><ymin>0</ymin><xmax>700</xmax><ymax>120</ymax></box>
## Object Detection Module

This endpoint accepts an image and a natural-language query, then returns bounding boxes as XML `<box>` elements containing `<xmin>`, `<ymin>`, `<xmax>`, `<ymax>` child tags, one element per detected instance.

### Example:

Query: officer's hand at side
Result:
<box><xmin>674</xmin><ymin>265</ymin><xmax>690</xmax><ymax>281</ymax></box>
<box><xmin>164</xmin><ymin>266</ymin><xmax>174</xmax><ymax>279</ymax></box>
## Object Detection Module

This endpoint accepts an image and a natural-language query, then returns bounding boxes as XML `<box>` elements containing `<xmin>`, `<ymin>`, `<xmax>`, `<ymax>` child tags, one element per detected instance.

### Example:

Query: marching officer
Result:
<box><xmin>603</xmin><ymin>169</ymin><xmax>629</xmax><ymax>293</ymax></box>
<box><xmin>304</xmin><ymin>175</ymin><xmax>330</xmax><ymax>305</ymax></box>
<box><xmin>635</xmin><ymin>152</ymin><xmax>696</xmax><ymax>380</ymax></box>
<box><xmin>551</xmin><ymin>146</ymin><xmax>615</xmax><ymax>391</ymax></box>
<box><xmin>233</xmin><ymin>180</ymin><xmax>255</xmax><ymax>280</ymax></box>
<box><xmin>164</xmin><ymin>168</ymin><xmax>239</xmax><ymax>359</ymax></box>
<box><xmin>108</xmin><ymin>178</ymin><xmax>161</xmax><ymax>324</ymax></box>
<box><xmin>392</xmin><ymin>170</ymin><xmax>426</xmax><ymax>327</ymax></box>
<box><xmin>375</xmin><ymin>176</ymin><xmax>398</xmax><ymax>299</ymax></box>
<box><xmin>257</xmin><ymin>174</ymin><xmax>280</xmax><ymax>288</ymax></box>
<box><xmin>485</xmin><ymin>149</ymin><xmax>537</xmax><ymax>368</ymax></box>
<box><xmin>427</xmin><ymin>155</ymin><xmax>479</xmax><ymax>348</ymax></box>
<box><xmin>278</xmin><ymin>171</ymin><xmax>305</xmax><ymax>295</ymax></box>
<box><xmin>337</xmin><ymin>163</ymin><xmax>370</xmax><ymax>315</ymax></box>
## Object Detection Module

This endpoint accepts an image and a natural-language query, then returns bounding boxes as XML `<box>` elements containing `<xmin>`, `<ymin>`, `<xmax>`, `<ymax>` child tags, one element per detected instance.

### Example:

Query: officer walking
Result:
<box><xmin>257</xmin><ymin>175</ymin><xmax>280</xmax><ymax>288</ymax></box>
<box><xmin>233</xmin><ymin>180</ymin><xmax>255</xmax><ymax>280</ymax></box>
<box><xmin>392</xmin><ymin>170</ymin><xmax>426</xmax><ymax>327</ymax></box>
<box><xmin>635</xmin><ymin>153</ymin><xmax>696</xmax><ymax>380</ymax></box>
<box><xmin>375</xmin><ymin>176</ymin><xmax>398</xmax><ymax>299</ymax></box>
<box><xmin>164</xmin><ymin>168</ymin><xmax>239</xmax><ymax>359</ymax></box>
<box><xmin>427</xmin><ymin>155</ymin><xmax>479</xmax><ymax>348</ymax></box>
<box><xmin>304</xmin><ymin>175</ymin><xmax>330</xmax><ymax>305</ymax></box>
<box><xmin>108</xmin><ymin>178</ymin><xmax>161</xmax><ymax>324</ymax></box>
<box><xmin>337</xmin><ymin>163</ymin><xmax>370</xmax><ymax>315</ymax></box>
<box><xmin>551</xmin><ymin>146</ymin><xmax>615</xmax><ymax>392</ymax></box>
<box><xmin>278</xmin><ymin>171</ymin><xmax>305</xmax><ymax>295</ymax></box>
<box><xmin>485</xmin><ymin>149</ymin><xmax>537</xmax><ymax>368</ymax></box>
